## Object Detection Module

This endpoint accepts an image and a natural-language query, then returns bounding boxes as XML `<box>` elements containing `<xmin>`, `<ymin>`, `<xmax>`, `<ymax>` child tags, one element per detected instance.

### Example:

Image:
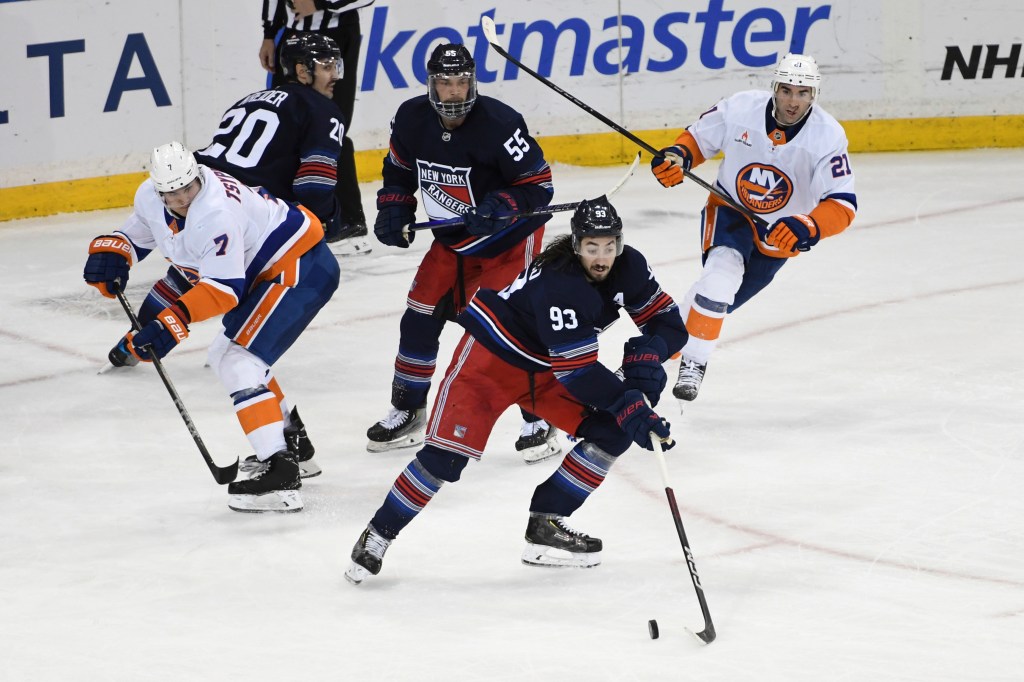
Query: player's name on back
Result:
<box><xmin>237</xmin><ymin>90</ymin><xmax>290</xmax><ymax>108</ymax></box>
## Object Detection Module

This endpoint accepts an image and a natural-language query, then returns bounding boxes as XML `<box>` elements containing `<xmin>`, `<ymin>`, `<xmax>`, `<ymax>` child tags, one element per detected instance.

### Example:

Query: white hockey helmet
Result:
<box><xmin>150</xmin><ymin>141</ymin><xmax>200</xmax><ymax>192</ymax></box>
<box><xmin>771</xmin><ymin>53</ymin><xmax>821</xmax><ymax>98</ymax></box>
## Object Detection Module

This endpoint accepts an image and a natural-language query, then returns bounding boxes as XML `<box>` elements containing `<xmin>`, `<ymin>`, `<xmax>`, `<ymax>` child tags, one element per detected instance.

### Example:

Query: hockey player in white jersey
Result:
<box><xmin>83</xmin><ymin>142</ymin><xmax>340</xmax><ymax>512</ymax></box>
<box><xmin>650</xmin><ymin>53</ymin><xmax>857</xmax><ymax>400</ymax></box>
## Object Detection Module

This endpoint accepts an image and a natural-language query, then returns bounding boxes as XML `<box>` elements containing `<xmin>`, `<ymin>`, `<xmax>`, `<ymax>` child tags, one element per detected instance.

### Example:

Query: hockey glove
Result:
<box><xmin>464</xmin><ymin>191</ymin><xmax>518</xmax><ymax>235</ymax></box>
<box><xmin>129</xmin><ymin>304</ymin><xmax>190</xmax><ymax>361</ymax></box>
<box><xmin>766</xmin><ymin>214</ymin><xmax>819</xmax><ymax>253</ymax></box>
<box><xmin>374</xmin><ymin>187</ymin><xmax>417</xmax><ymax>248</ymax></box>
<box><xmin>650</xmin><ymin>146</ymin><xmax>692</xmax><ymax>188</ymax></box>
<box><xmin>621</xmin><ymin>334</ymin><xmax>669</xmax><ymax>407</ymax></box>
<box><xmin>612</xmin><ymin>389</ymin><xmax>674</xmax><ymax>451</ymax></box>
<box><xmin>84</xmin><ymin>234</ymin><xmax>133</xmax><ymax>298</ymax></box>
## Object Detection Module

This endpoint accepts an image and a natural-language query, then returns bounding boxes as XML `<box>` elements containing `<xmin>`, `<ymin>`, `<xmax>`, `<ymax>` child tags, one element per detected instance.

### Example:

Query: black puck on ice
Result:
<box><xmin>648</xmin><ymin>619</ymin><xmax>660</xmax><ymax>639</ymax></box>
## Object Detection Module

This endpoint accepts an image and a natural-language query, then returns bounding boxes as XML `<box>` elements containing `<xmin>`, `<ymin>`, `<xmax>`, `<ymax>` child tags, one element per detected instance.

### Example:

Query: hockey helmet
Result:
<box><xmin>426</xmin><ymin>43</ymin><xmax>477</xmax><ymax>119</ymax></box>
<box><xmin>571</xmin><ymin>195</ymin><xmax>623</xmax><ymax>256</ymax></box>
<box><xmin>280</xmin><ymin>33</ymin><xmax>343</xmax><ymax>82</ymax></box>
<box><xmin>772</xmin><ymin>53</ymin><xmax>821</xmax><ymax>98</ymax></box>
<box><xmin>150</xmin><ymin>141</ymin><xmax>200</xmax><ymax>193</ymax></box>
<box><xmin>770</xmin><ymin>53</ymin><xmax>820</xmax><ymax>125</ymax></box>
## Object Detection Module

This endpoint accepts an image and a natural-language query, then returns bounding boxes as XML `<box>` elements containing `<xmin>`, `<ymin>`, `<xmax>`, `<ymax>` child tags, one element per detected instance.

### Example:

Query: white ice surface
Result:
<box><xmin>1</xmin><ymin>149</ymin><xmax>1023</xmax><ymax>681</ymax></box>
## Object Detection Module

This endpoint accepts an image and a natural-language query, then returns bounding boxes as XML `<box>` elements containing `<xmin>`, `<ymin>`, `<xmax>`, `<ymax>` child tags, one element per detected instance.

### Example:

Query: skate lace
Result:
<box><xmin>520</xmin><ymin>419</ymin><xmax>549</xmax><ymax>438</ymax></box>
<box><xmin>363</xmin><ymin>528</ymin><xmax>391</xmax><ymax>558</ymax></box>
<box><xmin>553</xmin><ymin>517</ymin><xmax>589</xmax><ymax>538</ymax></box>
<box><xmin>378</xmin><ymin>407</ymin><xmax>412</xmax><ymax>429</ymax></box>
<box><xmin>678</xmin><ymin>359</ymin><xmax>706</xmax><ymax>381</ymax></box>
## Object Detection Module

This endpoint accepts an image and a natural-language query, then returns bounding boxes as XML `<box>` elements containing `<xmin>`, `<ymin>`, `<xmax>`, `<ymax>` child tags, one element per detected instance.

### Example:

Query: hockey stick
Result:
<box><xmin>408</xmin><ymin>151</ymin><xmax>640</xmax><ymax>231</ymax></box>
<box><xmin>480</xmin><ymin>16</ymin><xmax>767</xmax><ymax>229</ymax></box>
<box><xmin>650</xmin><ymin>433</ymin><xmax>717</xmax><ymax>644</ymax></box>
<box><xmin>114</xmin><ymin>288</ymin><xmax>239</xmax><ymax>485</ymax></box>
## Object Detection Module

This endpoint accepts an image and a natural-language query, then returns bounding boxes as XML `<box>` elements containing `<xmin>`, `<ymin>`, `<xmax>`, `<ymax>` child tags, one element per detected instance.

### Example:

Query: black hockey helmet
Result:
<box><xmin>280</xmin><ymin>33</ymin><xmax>343</xmax><ymax>83</ymax></box>
<box><xmin>426</xmin><ymin>43</ymin><xmax>477</xmax><ymax>119</ymax></box>
<box><xmin>571</xmin><ymin>195</ymin><xmax>624</xmax><ymax>256</ymax></box>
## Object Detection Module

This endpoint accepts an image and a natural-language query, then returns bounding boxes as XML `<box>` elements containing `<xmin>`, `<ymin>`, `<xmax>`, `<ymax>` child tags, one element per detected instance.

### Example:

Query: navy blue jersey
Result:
<box><xmin>458</xmin><ymin>244</ymin><xmax>685</xmax><ymax>411</ymax></box>
<box><xmin>383</xmin><ymin>94</ymin><xmax>554</xmax><ymax>258</ymax></box>
<box><xmin>195</xmin><ymin>83</ymin><xmax>344</xmax><ymax>223</ymax></box>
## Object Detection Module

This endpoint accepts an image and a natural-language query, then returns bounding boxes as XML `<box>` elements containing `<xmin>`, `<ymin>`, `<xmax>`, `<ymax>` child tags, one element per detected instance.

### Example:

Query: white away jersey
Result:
<box><xmin>689</xmin><ymin>90</ymin><xmax>856</xmax><ymax>227</ymax></box>
<box><xmin>116</xmin><ymin>165</ymin><xmax>322</xmax><ymax>322</ymax></box>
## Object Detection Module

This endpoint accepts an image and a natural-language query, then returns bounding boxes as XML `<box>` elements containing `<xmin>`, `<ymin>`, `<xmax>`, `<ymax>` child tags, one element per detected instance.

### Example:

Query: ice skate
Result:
<box><xmin>345</xmin><ymin>524</ymin><xmax>392</xmax><ymax>585</ymax></box>
<box><xmin>239</xmin><ymin>407</ymin><xmax>321</xmax><ymax>478</ymax></box>
<box><xmin>366</xmin><ymin>405</ymin><xmax>426</xmax><ymax>453</ymax></box>
<box><xmin>521</xmin><ymin>513</ymin><xmax>602</xmax><ymax>568</ymax></box>
<box><xmin>673</xmin><ymin>357</ymin><xmax>707</xmax><ymax>401</ymax></box>
<box><xmin>515</xmin><ymin>419</ymin><xmax>563</xmax><ymax>464</ymax></box>
<box><xmin>228</xmin><ymin>450</ymin><xmax>303</xmax><ymax>513</ymax></box>
<box><xmin>326</xmin><ymin>222</ymin><xmax>372</xmax><ymax>257</ymax></box>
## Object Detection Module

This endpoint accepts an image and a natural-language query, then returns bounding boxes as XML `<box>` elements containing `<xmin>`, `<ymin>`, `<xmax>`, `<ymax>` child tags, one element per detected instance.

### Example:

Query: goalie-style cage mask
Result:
<box><xmin>150</xmin><ymin>141</ymin><xmax>200</xmax><ymax>193</ymax></box>
<box><xmin>571</xmin><ymin>195</ymin><xmax>624</xmax><ymax>256</ymax></box>
<box><xmin>427</xmin><ymin>43</ymin><xmax>477</xmax><ymax>119</ymax></box>
<box><xmin>280</xmin><ymin>33</ymin><xmax>343</xmax><ymax>83</ymax></box>
<box><xmin>771</xmin><ymin>53</ymin><xmax>821</xmax><ymax>124</ymax></box>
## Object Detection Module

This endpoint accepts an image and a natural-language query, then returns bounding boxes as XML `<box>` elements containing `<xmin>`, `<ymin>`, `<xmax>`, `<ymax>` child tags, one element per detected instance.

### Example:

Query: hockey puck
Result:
<box><xmin>648</xmin><ymin>619</ymin><xmax>660</xmax><ymax>639</ymax></box>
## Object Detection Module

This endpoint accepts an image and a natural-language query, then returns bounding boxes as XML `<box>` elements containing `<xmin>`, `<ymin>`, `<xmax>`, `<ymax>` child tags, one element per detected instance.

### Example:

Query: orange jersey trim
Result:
<box><xmin>235</xmin><ymin>284</ymin><xmax>288</xmax><ymax>348</ymax></box>
<box><xmin>260</xmin><ymin>206</ymin><xmax>323</xmax><ymax>287</ymax></box>
<box><xmin>672</xmin><ymin>130</ymin><xmax>707</xmax><ymax>168</ymax></box>
<box><xmin>809</xmin><ymin>198</ymin><xmax>856</xmax><ymax>239</ymax></box>
<box><xmin>178</xmin><ymin>281</ymin><xmax>238</xmax><ymax>323</ymax></box>
<box><xmin>704</xmin><ymin>194</ymin><xmax>799</xmax><ymax>260</ymax></box>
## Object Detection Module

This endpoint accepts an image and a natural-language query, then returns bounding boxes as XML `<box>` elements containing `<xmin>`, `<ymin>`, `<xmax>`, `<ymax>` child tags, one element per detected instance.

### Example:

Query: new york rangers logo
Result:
<box><xmin>418</xmin><ymin>161</ymin><xmax>475</xmax><ymax>218</ymax></box>
<box><xmin>735</xmin><ymin>163</ymin><xmax>793</xmax><ymax>214</ymax></box>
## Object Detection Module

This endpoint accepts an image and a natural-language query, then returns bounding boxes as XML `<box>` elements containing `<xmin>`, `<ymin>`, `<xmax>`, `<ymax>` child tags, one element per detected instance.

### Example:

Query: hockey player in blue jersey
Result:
<box><xmin>345</xmin><ymin>196</ymin><xmax>685</xmax><ymax>584</ymax></box>
<box><xmin>197</xmin><ymin>33</ymin><xmax>351</xmax><ymax>249</ymax></box>
<box><xmin>366</xmin><ymin>42</ymin><xmax>562</xmax><ymax>463</ymax></box>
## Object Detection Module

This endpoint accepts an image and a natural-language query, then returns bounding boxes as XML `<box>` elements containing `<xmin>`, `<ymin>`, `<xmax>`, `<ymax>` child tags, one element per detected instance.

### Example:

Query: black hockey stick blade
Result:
<box><xmin>651</xmin><ymin>434</ymin><xmax>717</xmax><ymax>644</ymax></box>
<box><xmin>480</xmin><ymin>16</ymin><xmax>766</xmax><ymax>229</ymax></box>
<box><xmin>114</xmin><ymin>288</ymin><xmax>239</xmax><ymax>485</ymax></box>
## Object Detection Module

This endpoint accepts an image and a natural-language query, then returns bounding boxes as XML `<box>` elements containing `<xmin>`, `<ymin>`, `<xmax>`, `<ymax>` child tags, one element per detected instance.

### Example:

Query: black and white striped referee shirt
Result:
<box><xmin>263</xmin><ymin>0</ymin><xmax>375</xmax><ymax>38</ymax></box>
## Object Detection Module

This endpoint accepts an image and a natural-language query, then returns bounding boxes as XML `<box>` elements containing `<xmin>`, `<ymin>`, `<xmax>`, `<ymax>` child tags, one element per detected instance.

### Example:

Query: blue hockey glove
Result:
<box><xmin>464</xmin><ymin>191</ymin><xmax>518</xmax><ymax>235</ymax></box>
<box><xmin>612</xmin><ymin>389</ymin><xmax>674</xmax><ymax>451</ymax></box>
<box><xmin>130</xmin><ymin>304</ymin><xmax>190</xmax><ymax>361</ymax></box>
<box><xmin>766</xmin><ymin>214</ymin><xmax>819</xmax><ymax>253</ymax></box>
<box><xmin>621</xmin><ymin>335</ymin><xmax>668</xmax><ymax>407</ymax></box>
<box><xmin>374</xmin><ymin>187</ymin><xmax>417</xmax><ymax>248</ymax></box>
<box><xmin>84</xmin><ymin>234</ymin><xmax>133</xmax><ymax>298</ymax></box>
<box><xmin>650</xmin><ymin>145</ymin><xmax>692</xmax><ymax>188</ymax></box>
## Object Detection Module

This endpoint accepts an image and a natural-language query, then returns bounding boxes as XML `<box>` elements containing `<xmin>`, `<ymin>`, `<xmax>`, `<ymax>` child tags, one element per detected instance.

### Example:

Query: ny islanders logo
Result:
<box><xmin>735</xmin><ymin>163</ymin><xmax>793</xmax><ymax>214</ymax></box>
<box><xmin>417</xmin><ymin>161</ymin><xmax>475</xmax><ymax>218</ymax></box>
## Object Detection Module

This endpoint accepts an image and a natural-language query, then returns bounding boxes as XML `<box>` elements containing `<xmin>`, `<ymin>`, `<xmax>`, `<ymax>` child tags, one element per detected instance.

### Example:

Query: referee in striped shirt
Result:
<box><xmin>261</xmin><ymin>0</ymin><xmax>375</xmax><ymax>249</ymax></box>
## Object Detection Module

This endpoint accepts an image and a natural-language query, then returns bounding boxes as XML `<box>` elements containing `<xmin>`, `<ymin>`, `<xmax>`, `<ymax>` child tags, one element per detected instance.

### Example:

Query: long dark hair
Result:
<box><xmin>530</xmin><ymin>234</ymin><xmax>580</xmax><ymax>273</ymax></box>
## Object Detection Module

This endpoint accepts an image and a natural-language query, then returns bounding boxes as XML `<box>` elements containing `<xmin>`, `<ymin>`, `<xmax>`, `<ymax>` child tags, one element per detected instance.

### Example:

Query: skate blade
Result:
<box><xmin>521</xmin><ymin>439</ymin><xmax>564</xmax><ymax>465</ymax></box>
<box><xmin>366</xmin><ymin>431</ymin><xmax>425</xmax><ymax>453</ymax></box>
<box><xmin>518</xmin><ymin>427</ymin><xmax>564</xmax><ymax>464</ymax></box>
<box><xmin>521</xmin><ymin>543</ymin><xmax>601</xmax><ymax>568</ymax></box>
<box><xmin>228</xmin><ymin>490</ymin><xmax>304</xmax><ymax>513</ymax></box>
<box><xmin>329</xmin><ymin>237</ymin><xmax>372</xmax><ymax>257</ymax></box>
<box><xmin>344</xmin><ymin>562</ymin><xmax>371</xmax><ymax>585</ymax></box>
